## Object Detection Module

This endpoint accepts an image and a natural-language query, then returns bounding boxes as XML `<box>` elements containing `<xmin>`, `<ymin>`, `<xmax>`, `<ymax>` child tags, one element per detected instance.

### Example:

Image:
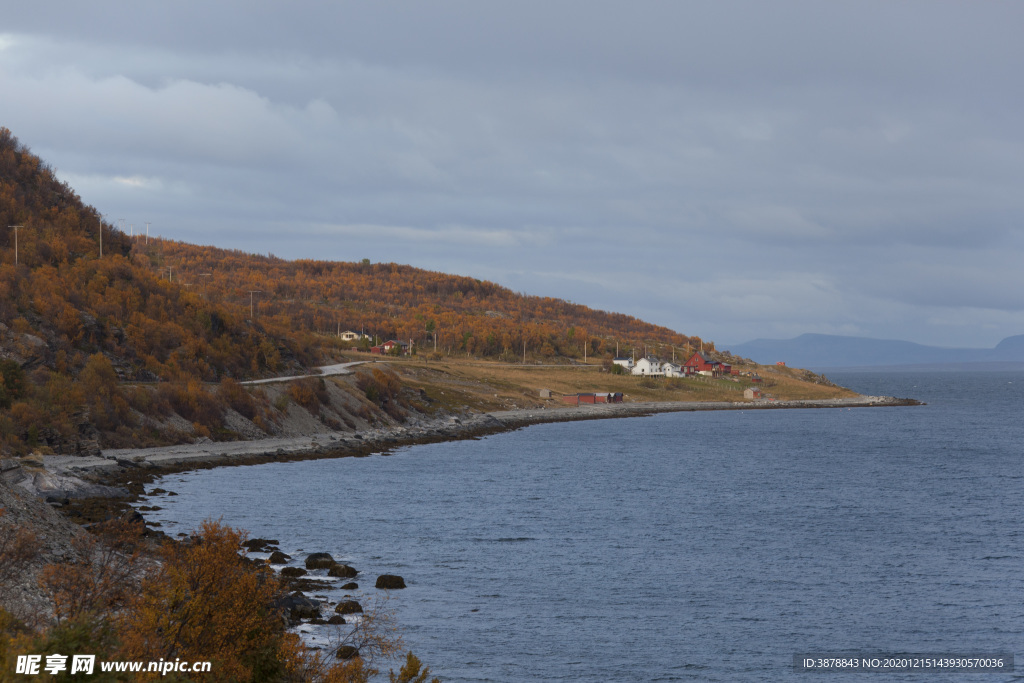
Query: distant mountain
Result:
<box><xmin>726</xmin><ymin>333</ymin><xmax>1024</xmax><ymax>369</ymax></box>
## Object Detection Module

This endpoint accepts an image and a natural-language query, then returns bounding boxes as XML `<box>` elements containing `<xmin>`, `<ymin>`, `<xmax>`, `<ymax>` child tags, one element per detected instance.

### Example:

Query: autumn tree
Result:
<box><xmin>389</xmin><ymin>653</ymin><xmax>441</xmax><ymax>683</ymax></box>
<box><xmin>117</xmin><ymin>520</ymin><xmax>285</xmax><ymax>681</ymax></box>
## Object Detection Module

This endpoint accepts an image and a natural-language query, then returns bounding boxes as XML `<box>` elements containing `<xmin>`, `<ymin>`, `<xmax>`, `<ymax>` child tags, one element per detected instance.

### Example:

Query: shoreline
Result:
<box><xmin>42</xmin><ymin>394</ymin><xmax>920</xmax><ymax>484</ymax></box>
<box><xmin>7</xmin><ymin>393</ymin><xmax>920</xmax><ymax>633</ymax></box>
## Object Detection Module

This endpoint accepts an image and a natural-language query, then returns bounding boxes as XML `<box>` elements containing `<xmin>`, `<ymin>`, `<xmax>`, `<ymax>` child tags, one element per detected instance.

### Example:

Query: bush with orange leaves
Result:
<box><xmin>1</xmin><ymin>516</ymin><xmax>438</xmax><ymax>682</ymax></box>
<box><xmin>116</xmin><ymin>520</ymin><xmax>286</xmax><ymax>680</ymax></box>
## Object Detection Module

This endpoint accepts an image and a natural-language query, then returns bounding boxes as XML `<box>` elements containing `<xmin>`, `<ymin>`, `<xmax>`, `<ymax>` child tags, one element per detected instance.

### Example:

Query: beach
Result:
<box><xmin>40</xmin><ymin>394</ymin><xmax>917</xmax><ymax>481</ymax></box>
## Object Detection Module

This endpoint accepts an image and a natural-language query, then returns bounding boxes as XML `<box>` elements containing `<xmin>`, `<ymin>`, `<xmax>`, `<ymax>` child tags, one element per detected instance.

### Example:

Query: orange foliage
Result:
<box><xmin>153</xmin><ymin>238</ymin><xmax>708</xmax><ymax>364</ymax></box>
<box><xmin>117</xmin><ymin>521</ymin><xmax>283</xmax><ymax>681</ymax></box>
<box><xmin>1</xmin><ymin>124</ymin><xmax>711</xmax><ymax>454</ymax></box>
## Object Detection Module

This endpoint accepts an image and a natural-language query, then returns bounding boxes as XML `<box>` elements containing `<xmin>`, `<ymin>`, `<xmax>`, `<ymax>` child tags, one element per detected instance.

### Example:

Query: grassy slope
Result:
<box><xmin>345</xmin><ymin>355</ymin><xmax>857</xmax><ymax>416</ymax></box>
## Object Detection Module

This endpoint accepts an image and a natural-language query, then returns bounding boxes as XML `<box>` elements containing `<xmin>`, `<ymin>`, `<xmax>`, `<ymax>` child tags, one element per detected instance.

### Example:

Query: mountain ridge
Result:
<box><xmin>727</xmin><ymin>333</ymin><xmax>1024</xmax><ymax>369</ymax></box>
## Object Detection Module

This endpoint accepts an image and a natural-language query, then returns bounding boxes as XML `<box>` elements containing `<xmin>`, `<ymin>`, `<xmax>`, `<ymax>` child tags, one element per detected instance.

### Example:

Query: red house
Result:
<box><xmin>683</xmin><ymin>352</ymin><xmax>727</xmax><ymax>377</ymax></box>
<box><xmin>371</xmin><ymin>339</ymin><xmax>411</xmax><ymax>356</ymax></box>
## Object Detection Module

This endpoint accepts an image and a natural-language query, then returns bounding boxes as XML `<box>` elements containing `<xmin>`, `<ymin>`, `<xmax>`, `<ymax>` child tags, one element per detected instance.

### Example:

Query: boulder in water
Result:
<box><xmin>375</xmin><ymin>574</ymin><xmax>406</xmax><ymax>590</ymax></box>
<box><xmin>305</xmin><ymin>552</ymin><xmax>335</xmax><ymax>569</ymax></box>
<box><xmin>328</xmin><ymin>563</ymin><xmax>358</xmax><ymax>578</ymax></box>
<box><xmin>335</xmin><ymin>645</ymin><xmax>359</xmax><ymax>660</ymax></box>
<box><xmin>334</xmin><ymin>600</ymin><xmax>363</xmax><ymax>615</ymax></box>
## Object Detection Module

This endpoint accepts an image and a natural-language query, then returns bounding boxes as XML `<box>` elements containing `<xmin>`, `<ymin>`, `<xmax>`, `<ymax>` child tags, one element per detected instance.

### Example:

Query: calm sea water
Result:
<box><xmin>139</xmin><ymin>372</ymin><xmax>1024</xmax><ymax>681</ymax></box>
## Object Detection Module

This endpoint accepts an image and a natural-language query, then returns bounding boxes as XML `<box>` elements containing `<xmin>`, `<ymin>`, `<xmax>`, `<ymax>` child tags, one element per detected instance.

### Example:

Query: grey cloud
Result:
<box><xmin>2</xmin><ymin>1</ymin><xmax>1024</xmax><ymax>348</ymax></box>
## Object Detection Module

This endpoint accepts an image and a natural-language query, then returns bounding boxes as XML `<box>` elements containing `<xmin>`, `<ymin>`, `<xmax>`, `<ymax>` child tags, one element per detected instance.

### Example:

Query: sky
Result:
<box><xmin>2</xmin><ymin>1</ymin><xmax>1023</xmax><ymax>349</ymax></box>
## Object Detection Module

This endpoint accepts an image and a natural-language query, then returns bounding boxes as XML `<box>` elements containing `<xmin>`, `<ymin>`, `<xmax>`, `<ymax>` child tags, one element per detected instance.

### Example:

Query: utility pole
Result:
<box><xmin>7</xmin><ymin>225</ymin><xmax>23</xmax><ymax>265</ymax></box>
<box><xmin>199</xmin><ymin>272</ymin><xmax>211</xmax><ymax>299</ymax></box>
<box><xmin>145</xmin><ymin>222</ymin><xmax>150</xmax><ymax>245</ymax></box>
<box><xmin>248</xmin><ymin>290</ymin><xmax>262</xmax><ymax>319</ymax></box>
<box><xmin>99</xmin><ymin>218</ymin><xmax>103</xmax><ymax>257</ymax></box>
<box><xmin>166</xmin><ymin>267</ymin><xmax>173</xmax><ymax>282</ymax></box>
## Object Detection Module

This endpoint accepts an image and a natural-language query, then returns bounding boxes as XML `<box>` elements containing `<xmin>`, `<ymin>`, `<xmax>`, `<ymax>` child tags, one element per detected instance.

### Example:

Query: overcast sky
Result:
<box><xmin>3</xmin><ymin>1</ymin><xmax>1023</xmax><ymax>349</ymax></box>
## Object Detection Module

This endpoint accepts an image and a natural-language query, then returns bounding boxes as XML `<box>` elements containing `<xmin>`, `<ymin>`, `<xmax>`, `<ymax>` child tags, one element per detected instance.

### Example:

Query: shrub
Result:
<box><xmin>288</xmin><ymin>377</ymin><xmax>329</xmax><ymax>411</ymax></box>
<box><xmin>217</xmin><ymin>378</ymin><xmax>258</xmax><ymax>419</ymax></box>
<box><xmin>0</xmin><ymin>359</ymin><xmax>25</xmax><ymax>409</ymax></box>
<box><xmin>162</xmin><ymin>380</ymin><xmax>224</xmax><ymax>432</ymax></box>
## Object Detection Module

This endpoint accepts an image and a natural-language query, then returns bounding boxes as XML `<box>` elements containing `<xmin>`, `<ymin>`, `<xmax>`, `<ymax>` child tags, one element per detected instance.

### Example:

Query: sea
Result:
<box><xmin>136</xmin><ymin>371</ymin><xmax>1024</xmax><ymax>681</ymax></box>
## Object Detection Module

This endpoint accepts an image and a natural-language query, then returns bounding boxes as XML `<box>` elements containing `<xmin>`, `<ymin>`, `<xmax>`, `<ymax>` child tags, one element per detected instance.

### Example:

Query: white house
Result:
<box><xmin>339</xmin><ymin>330</ymin><xmax>369</xmax><ymax>342</ymax></box>
<box><xmin>661</xmin><ymin>361</ymin><xmax>683</xmax><ymax>378</ymax></box>
<box><xmin>612</xmin><ymin>357</ymin><xmax>634</xmax><ymax>371</ymax></box>
<box><xmin>632</xmin><ymin>357</ymin><xmax>663</xmax><ymax>376</ymax></box>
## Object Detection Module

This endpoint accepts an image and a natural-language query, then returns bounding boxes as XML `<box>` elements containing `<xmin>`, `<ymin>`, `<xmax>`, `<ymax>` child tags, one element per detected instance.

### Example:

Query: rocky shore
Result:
<box><xmin>2</xmin><ymin>393</ymin><xmax>919</xmax><ymax>636</ymax></box>
<box><xmin>25</xmin><ymin>394</ymin><xmax>919</xmax><ymax>496</ymax></box>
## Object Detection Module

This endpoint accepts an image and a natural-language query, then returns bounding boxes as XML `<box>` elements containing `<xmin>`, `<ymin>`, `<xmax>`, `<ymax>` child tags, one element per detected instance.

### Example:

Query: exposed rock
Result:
<box><xmin>335</xmin><ymin>645</ymin><xmax>359</xmax><ymax>660</ymax></box>
<box><xmin>242</xmin><ymin>538</ymin><xmax>279</xmax><ymax>552</ymax></box>
<box><xmin>305</xmin><ymin>552</ymin><xmax>335</xmax><ymax>569</ymax></box>
<box><xmin>334</xmin><ymin>600</ymin><xmax>363</xmax><ymax>615</ymax></box>
<box><xmin>341</xmin><ymin>582</ymin><xmax>358</xmax><ymax>590</ymax></box>
<box><xmin>274</xmin><ymin>592</ymin><xmax>320</xmax><ymax>623</ymax></box>
<box><xmin>375</xmin><ymin>574</ymin><xmax>406</xmax><ymax>590</ymax></box>
<box><xmin>0</xmin><ymin>480</ymin><xmax>88</xmax><ymax>621</ymax></box>
<box><xmin>281</xmin><ymin>567</ymin><xmax>307</xmax><ymax>578</ymax></box>
<box><xmin>326</xmin><ymin>615</ymin><xmax>346</xmax><ymax>625</ymax></box>
<box><xmin>286</xmin><ymin>577</ymin><xmax>333</xmax><ymax>592</ymax></box>
<box><xmin>4</xmin><ymin>465</ymin><xmax>129</xmax><ymax>500</ymax></box>
<box><xmin>268</xmin><ymin>551</ymin><xmax>291</xmax><ymax>564</ymax></box>
<box><xmin>328</xmin><ymin>563</ymin><xmax>358</xmax><ymax>578</ymax></box>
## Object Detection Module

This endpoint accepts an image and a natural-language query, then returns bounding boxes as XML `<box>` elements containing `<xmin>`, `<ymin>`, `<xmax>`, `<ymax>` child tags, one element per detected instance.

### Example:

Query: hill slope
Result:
<box><xmin>1</xmin><ymin>126</ymin><xmax>731</xmax><ymax>455</ymax></box>
<box><xmin>147</xmin><ymin>239</ymin><xmax>710</xmax><ymax>362</ymax></box>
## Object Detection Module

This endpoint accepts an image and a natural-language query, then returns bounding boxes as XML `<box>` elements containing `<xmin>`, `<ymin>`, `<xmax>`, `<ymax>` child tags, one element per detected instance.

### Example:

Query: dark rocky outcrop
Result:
<box><xmin>341</xmin><ymin>582</ymin><xmax>358</xmax><ymax>590</ymax></box>
<box><xmin>242</xmin><ymin>538</ymin><xmax>279</xmax><ymax>552</ymax></box>
<box><xmin>286</xmin><ymin>577</ymin><xmax>332</xmax><ymax>592</ymax></box>
<box><xmin>305</xmin><ymin>552</ymin><xmax>335</xmax><ymax>569</ymax></box>
<box><xmin>334</xmin><ymin>600</ymin><xmax>363</xmax><ymax>615</ymax></box>
<box><xmin>375</xmin><ymin>574</ymin><xmax>406</xmax><ymax>589</ymax></box>
<box><xmin>328</xmin><ymin>563</ymin><xmax>358</xmax><ymax>578</ymax></box>
<box><xmin>326</xmin><ymin>615</ymin><xmax>346</xmax><ymax>625</ymax></box>
<box><xmin>281</xmin><ymin>567</ymin><xmax>307</xmax><ymax>578</ymax></box>
<box><xmin>268</xmin><ymin>551</ymin><xmax>291</xmax><ymax>564</ymax></box>
<box><xmin>274</xmin><ymin>592</ymin><xmax>320</xmax><ymax>623</ymax></box>
<box><xmin>335</xmin><ymin>645</ymin><xmax>359</xmax><ymax>660</ymax></box>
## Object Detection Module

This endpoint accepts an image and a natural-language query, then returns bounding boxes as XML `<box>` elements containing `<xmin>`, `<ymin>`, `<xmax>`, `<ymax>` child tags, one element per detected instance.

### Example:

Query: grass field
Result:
<box><xmin>341</xmin><ymin>354</ymin><xmax>859</xmax><ymax>415</ymax></box>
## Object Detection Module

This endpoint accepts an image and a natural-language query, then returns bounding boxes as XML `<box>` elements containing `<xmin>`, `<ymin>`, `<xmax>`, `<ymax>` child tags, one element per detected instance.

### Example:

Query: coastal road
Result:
<box><xmin>241</xmin><ymin>360</ymin><xmax>369</xmax><ymax>385</ymax></box>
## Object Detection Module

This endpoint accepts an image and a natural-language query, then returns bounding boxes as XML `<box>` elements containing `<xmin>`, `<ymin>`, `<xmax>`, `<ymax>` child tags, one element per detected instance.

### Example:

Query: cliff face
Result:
<box><xmin>0</xmin><ymin>467</ymin><xmax>88</xmax><ymax>624</ymax></box>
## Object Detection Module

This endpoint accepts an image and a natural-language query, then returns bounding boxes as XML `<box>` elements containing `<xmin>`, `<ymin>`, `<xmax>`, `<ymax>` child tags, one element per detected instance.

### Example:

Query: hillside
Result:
<box><xmin>0</xmin><ymin>128</ymin><xmax>327</xmax><ymax>454</ymax></box>
<box><xmin>146</xmin><ymin>240</ymin><xmax>710</xmax><ymax>363</ymax></box>
<box><xmin>0</xmin><ymin>126</ymin><xmax>849</xmax><ymax>457</ymax></box>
